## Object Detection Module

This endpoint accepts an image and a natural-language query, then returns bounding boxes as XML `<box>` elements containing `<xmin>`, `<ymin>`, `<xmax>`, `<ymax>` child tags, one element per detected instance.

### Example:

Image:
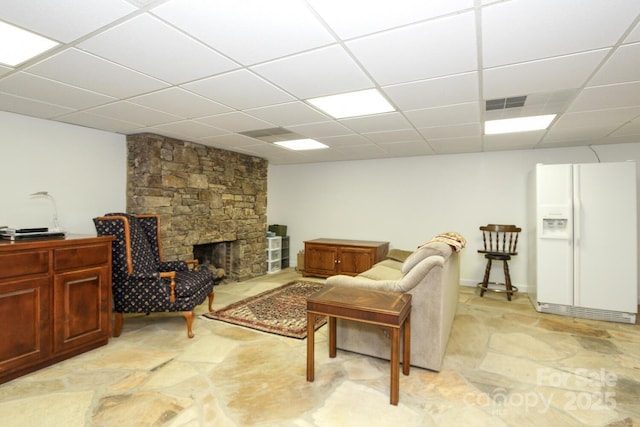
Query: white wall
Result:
<box><xmin>267</xmin><ymin>143</ymin><xmax>640</xmax><ymax>296</ymax></box>
<box><xmin>0</xmin><ymin>112</ymin><xmax>127</xmax><ymax>235</ymax></box>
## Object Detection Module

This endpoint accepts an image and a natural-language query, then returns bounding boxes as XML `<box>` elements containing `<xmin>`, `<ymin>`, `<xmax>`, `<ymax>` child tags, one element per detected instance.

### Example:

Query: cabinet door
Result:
<box><xmin>305</xmin><ymin>244</ymin><xmax>338</xmax><ymax>277</ymax></box>
<box><xmin>0</xmin><ymin>276</ymin><xmax>50</xmax><ymax>375</ymax></box>
<box><xmin>339</xmin><ymin>247</ymin><xmax>375</xmax><ymax>276</ymax></box>
<box><xmin>53</xmin><ymin>266</ymin><xmax>110</xmax><ymax>354</ymax></box>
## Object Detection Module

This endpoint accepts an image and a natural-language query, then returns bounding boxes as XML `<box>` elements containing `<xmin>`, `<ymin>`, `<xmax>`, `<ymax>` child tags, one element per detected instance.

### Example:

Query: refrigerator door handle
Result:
<box><xmin>573</xmin><ymin>165</ymin><xmax>581</xmax><ymax>306</ymax></box>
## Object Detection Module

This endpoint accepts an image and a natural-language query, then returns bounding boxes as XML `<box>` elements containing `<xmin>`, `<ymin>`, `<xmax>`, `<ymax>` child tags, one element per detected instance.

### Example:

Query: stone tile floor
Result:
<box><xmin>0</xmin><ymin>268</ymin><xmax>638</xmax><ymax>426</ymax></box>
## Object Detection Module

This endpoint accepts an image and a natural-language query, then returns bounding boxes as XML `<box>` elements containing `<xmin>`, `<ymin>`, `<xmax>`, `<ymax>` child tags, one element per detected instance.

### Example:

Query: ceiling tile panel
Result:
<box><xmin>383</xmin><ymin>72</ymin><xmax>478</xmax><ymax>110</ymax></box>
<box><xmin>418</xmin><ymin>123</ymin><xmax>482</xmax><ymax>140</ymax></box>
<box><xmin>427</xmin><ymin>136</ymin><xmax>482</xmax><ymax>154</ymax></box>
<box><xmin>182</xmin><ymin>69</ymin><xmax>294</xmax><ymax>110</ymax></box>
<box><xmin>483</xmin><ymin>50</ymin><xmax>610</xmax><ymax>99</ymax></box>
<box><xmin>625</xmin><ymin>22</ymin><xmax>640</xmax><ymax>42</ymax></box>
<box><xmin>569</xmin><ymin>81</ymin><xmax>640</xmax><ymax>112</ymax></box>
<box><xmin>129</xmin><ymin>88</ymin><xmax>233</xmax><ymax>118</ymax></box>
<box><xmin>317</xmin><ymin>134</ymin><xmax>371</xmax><ymax>147</ymax></box>
<box><xmin>588</xmin><ymin>43</ymin><xmax>640</xmax><ymax>86</ymax></box>
<box><xmin>152</xmin><ymin>0</ymin><xmax>335</xmax><ymax>65</ymax></box>
<box><xmin>144</xmin><ymin>120</ymin><xmax>228</xmax><ymax>140</ymax></box>
<box><xmin>346</xmin><ymin>12</ymin><xmax>477</xmax><ymax>85</ymax></box>
<box><xmin>482</xmin><ymin>0</ymin><xmax>640</xmax><ymax>67</ymax></box>
<box><xmin>362</xmin><ymin>129</ymin><xmax>423</xmax><ymax>144</ymax></box>
<box><xmin>78</xmin><ymin>14</ymin><xmax>238</xmax><ymax>84</ymax></box>
<box><xmin>244</xmin><ymin>102</ymin><xmax>330</xmax><ymax>127</ymax></box>
<box><xmin>195</xmin><ymin>112</ymin><xmax>275</xmax><ymax>133</ymax></box>
<box><xmin>0</xmin><ymin>72</ymin><xmax>115</xmax><ymax>109</ymax></box>
<box><xmin>378</xmin><ymin>140</ymin><xmax>435</xmax><ymax>157</ymax></box>
<box><xmin>483</xmin><ymin>130</ymin><xmax>545</xmax><ymax>151</ymax></box>
<box><xmin>287</xmin><ymin>121</ymin><xmax>353</xmax><ymax>139</ymax></box>
<box><xmin>57</xmin><ymin>111</ymin><xmax>141</xmax><ymax>133</ymax></box>
<box><xmin>405</xmin><ymin>102</ymin><xmax>481</xmax><ymax>128</ymax></box>
<box><xmin>548</xmin><ymin>107</ymin><xmax>640</xmax><ymax>138</ymax></box>
<box><xmin>0</xmin><ymin>92</ymin><xmax>74</xmax><ymax>118</ymax></box>
<box><xmin>308</xmin><ymin>0</ymin><xmax>474</xmax><ymax>39</ymax></box>
<box><xmin>25</xmin><ymin>48</ymin><xmax>168</xmax><ymax>98</ymax></box>
<box><xmin>610</xmin><ymin>116</ymin><xmax>640</xmax><ymax>138</ymax></box>
<box><xmin>251</xmin><ymin>45</ymin><xmax>374</xmax><ymax>99</ymax></box>
<box><xmin>340</xmin><ymin>112</ymin><xmax>412</xmax><ymax>133</ymax></box>
<box><xmin>0</xmin><ymin>65</ymin><xmax>12</xmax><ymax>78</ymax></box>
<box><xmin>87</xmin><ymin>101</ymin><xmax>183</xmax><ymax>126</ymax></box>
<box><xmin>0</xmin><ymin>0</ymin><xmax>136</xmax><ymax>42</ymax></box>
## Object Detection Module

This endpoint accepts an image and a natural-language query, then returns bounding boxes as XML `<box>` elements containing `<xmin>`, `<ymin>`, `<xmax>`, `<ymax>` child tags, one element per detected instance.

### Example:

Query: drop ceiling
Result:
<box><xmin>0</xmin><ymin>0</ymin><xmax>639</xmax><ymax>165</ymax></box>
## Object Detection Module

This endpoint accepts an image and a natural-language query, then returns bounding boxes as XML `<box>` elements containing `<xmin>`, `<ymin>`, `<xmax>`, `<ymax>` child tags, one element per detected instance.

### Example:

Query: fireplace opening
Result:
<box><xmin>194</xmin><ymin>241</ymin><xmax>238</xmax><ymax>282</ymax></box>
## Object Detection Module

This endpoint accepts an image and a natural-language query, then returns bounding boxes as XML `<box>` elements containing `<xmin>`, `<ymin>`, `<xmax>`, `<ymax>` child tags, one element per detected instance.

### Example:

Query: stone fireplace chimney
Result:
<box><xmin>126</xmin><ymin>133</ymin><xmax>268</xmax><ymax>281</ymax></box>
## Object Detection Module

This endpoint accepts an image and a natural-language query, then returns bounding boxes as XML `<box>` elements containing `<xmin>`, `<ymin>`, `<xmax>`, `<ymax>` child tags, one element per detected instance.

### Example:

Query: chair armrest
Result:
<box><xmin>185</xmin><ymin>259</ymin><xmax>199</xmax><ymax>270</ymax></box>
<box><xmin>159</xmin><ymin>271</ymin><xmax>177</xmax><ymax>303</ymax></box>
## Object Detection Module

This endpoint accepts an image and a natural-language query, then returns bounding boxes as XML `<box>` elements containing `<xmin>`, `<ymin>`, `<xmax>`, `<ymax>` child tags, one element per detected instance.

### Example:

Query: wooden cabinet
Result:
<box><xmin>0</xmin><ymin>236</ymin><xmax>113</xmax><ymax>384</ymax></box>
<box><xmin>303</xmin><ymin>238</ymin><xmax>389</xmax><ymax>278</ymax></box>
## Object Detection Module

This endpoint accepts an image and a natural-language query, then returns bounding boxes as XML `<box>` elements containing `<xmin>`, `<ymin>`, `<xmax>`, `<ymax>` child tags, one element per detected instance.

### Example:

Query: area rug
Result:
<box><xmin>203</xmin><ymin>281</ymin><xmax>327</xmax><ymax>339</ymax></box>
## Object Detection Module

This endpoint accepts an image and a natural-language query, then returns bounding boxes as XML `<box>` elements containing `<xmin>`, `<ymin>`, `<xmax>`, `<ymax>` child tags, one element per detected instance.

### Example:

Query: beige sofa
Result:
<box><xmin>325</xmin><ymin>241</ymin><xmax>460</xmax><ymax>372</ymax></box>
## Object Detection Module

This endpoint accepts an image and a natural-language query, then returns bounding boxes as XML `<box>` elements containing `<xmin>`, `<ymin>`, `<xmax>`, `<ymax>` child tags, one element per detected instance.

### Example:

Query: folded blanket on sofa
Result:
<box><xmin>419</xmin><ymin>231</ymin><xmax>466</xmax><ymax>253</ymax></box>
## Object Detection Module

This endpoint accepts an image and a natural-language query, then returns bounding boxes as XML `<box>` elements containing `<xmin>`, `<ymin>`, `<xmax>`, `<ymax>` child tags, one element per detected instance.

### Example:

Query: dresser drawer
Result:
<box><xmin>54</xmin><ymin>244</ymin><xmax>109</xmax><ymax>272</ymax></box>
<box><xmin>0</xmin><ymin>251</ymin><xmax>49</xmax><ymax>279</ymax></box>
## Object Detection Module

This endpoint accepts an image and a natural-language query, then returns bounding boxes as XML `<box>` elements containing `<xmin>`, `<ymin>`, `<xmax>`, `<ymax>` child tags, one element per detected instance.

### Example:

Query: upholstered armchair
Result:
<box><xmin>93</xmin><ymin>213</ymin><xmax>215</xmax><ymax>338</ymax></box>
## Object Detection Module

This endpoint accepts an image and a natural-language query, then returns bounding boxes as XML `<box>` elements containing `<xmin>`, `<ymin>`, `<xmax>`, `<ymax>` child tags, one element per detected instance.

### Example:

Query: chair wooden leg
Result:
<box><xmin>182</xmin><ymin>311</ymin><xmax>195</xmax><ymax>338</ymax></box>
<box><xmin>113</xmin><ymin>313</ymin><xmax>123</xmax><ymax>337</ymax></box>
<box><xmin>207</xmin><ymin>291</ymin><xmax>215</xmax><ymax>312</ymax></box>
<box><xmin>503</xmin><ymin>260</ymin><xmax>513</xmax><ymax>301</ymax></box>
<box><xmin>480</xmin><ymin>258</ymin><xmax>492</xmax><ymax>297</ymax></box>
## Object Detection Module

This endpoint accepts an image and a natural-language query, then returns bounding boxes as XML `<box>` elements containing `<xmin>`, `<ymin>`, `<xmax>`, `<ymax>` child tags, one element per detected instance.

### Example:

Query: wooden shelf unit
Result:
<box><xmin>303</xmin><ymin>238</ymin><xmax>389</xmax><ymax>278</ymax></box>
<box><xmin>0</xmin><ymin>235</ymin><xmax>113</xmax><ymax>384</ymax></box>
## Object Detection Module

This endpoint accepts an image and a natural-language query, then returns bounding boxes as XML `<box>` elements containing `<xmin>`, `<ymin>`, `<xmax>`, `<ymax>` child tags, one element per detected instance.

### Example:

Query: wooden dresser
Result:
<box><xmin>303</xmin><ymin>238</ymin><xmax>389</xmax><ymax>278</ymax></box>
<box><xmin>0</xmin><ymin>235</ymin><xmax>113</xmax><ymax>384</ymax></box>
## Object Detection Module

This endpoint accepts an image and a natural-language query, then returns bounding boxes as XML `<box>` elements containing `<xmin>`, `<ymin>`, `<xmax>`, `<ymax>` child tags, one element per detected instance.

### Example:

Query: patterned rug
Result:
<box><xmin>203</xmin><ymin>281</ymin><xmax>327</xmax><ymax>339</ymax></box>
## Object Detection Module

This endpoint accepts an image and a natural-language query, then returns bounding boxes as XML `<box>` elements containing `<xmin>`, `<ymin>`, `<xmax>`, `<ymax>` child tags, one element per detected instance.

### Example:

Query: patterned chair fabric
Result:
<box><xmin>94</xmin><ymin>213</ymin><xmax>215</xmax><ymax>338</ymax></box>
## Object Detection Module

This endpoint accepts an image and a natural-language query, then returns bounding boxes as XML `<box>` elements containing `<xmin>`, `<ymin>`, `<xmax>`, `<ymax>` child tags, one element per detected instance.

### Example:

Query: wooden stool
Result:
<box><xmin>477</xmin><ymin>224</ymin><xmax>520</xmax><ymax>301</ymax></box>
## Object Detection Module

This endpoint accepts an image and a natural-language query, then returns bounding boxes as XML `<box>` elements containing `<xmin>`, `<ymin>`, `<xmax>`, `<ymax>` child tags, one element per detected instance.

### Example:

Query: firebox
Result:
<box><xmin>193</xmin><ymin>240</ymin><xmax>239</xmax><ymax>281</ymax></box>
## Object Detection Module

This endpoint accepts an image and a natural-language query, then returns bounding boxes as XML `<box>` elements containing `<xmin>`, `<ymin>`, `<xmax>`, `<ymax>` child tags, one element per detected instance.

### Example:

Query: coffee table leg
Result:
<box><xmin>403</xmin><ymin>311</ymin><xmax>411</xmax><ymax>376</ymax></box>
<box><xmin>329</xmin><ymin>317</ymin><xmax>336</xmax><ymax>358</ymax></box>
<box><xmin>307</xmin><ymin>312</ymin><xmax>315</xmax><ymax>381</ymax></box>
<box><xmin>390</xmin><ymin>327</ymin><xmax>400</xmax><ymax>405</ymax></box>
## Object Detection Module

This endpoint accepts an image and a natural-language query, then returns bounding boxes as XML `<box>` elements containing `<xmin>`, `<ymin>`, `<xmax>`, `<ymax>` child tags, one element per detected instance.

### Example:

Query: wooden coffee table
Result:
<box><xmin>306</xmin><ymin>285</ymin><xmax>411</xmax><ymax>405</ymax></box>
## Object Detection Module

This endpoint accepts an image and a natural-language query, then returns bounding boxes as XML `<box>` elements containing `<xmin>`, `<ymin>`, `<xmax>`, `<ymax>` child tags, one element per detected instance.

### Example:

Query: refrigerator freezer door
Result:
<box><xmin>573</xmin><ymin>162</ymin><xmax>638</xmax><ymax>312</ymax></box>
<box><xmin>536</xmin><ymin>164</ymin><xmax>574</xmax><ymax>305</ymax></box>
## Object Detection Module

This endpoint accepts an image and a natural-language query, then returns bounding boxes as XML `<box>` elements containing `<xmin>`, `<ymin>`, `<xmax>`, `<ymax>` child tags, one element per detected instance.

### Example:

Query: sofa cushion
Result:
<box><xmin>359</xmin><ymin>261</ymin><xmax>404</xmax><ymax>280</ymax></box>
<box><xmin>386</xmin><ymin>248</ymin><xmax>413</xmax><ymax>262</ymax></box>
<box><xmin>401</xmin><ymin>242</ymin><xmax>452</xmax><ymax>274</ymax></box>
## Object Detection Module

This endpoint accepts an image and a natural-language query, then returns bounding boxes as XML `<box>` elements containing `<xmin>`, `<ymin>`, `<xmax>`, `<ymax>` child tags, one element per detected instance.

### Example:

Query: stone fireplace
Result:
<box><xmin>126</xmin><ymin>133</ymin><xmax>268</xmax><ymax>281</ymax></box>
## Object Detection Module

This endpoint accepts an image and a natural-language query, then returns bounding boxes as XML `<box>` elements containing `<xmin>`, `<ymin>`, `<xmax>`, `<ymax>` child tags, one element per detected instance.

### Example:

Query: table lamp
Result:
<box><xmin>30</xmin><ymin>191</ymin><xmax>62</xmax><ymax>232</ymax></box>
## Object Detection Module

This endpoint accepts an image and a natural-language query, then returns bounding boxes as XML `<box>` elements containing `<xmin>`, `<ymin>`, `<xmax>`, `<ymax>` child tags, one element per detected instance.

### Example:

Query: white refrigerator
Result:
<box><xmin>528</xmin><ymin>162</ymin><xmax>638</xmax><ymax>324</ymax></box>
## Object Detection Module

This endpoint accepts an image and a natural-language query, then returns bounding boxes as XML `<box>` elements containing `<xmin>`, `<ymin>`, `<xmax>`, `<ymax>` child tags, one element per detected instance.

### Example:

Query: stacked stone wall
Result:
<box><xmin>126</xmin><ymin>133</ymin><xmax>268</xmax><ymax>280</ymax></box>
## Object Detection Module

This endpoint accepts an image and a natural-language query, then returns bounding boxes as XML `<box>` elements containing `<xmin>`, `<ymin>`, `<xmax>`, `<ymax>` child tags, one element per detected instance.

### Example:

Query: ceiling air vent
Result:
<box><xmin>485</xmin><ymin>95</ymin><xmax>527</xmax><ymax>111</ymax></box>
<box><xmin>239</xmin><ymin>127</ymin><xmax>304</xmax><ymax>143</ymax></box>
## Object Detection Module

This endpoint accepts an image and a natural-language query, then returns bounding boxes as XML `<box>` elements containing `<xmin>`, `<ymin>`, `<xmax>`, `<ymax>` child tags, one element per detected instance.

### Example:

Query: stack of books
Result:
<box><xmin>0</xmin><ymin>227</ymin><xmax>66</xmax><ymax>241</ymax></box>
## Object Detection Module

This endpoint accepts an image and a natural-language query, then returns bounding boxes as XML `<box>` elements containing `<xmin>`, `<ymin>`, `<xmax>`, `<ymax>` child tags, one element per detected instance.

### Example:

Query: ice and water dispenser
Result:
<box><xmin>540</xmin><ymin>205</ymin><xmax>570</xmax><ymax>238</ymax></box>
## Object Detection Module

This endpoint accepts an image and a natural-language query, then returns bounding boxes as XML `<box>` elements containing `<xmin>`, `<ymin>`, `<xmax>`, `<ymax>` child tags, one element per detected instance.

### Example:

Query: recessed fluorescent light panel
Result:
<box><xmin>274</xmin><ymin>139</ymin><xmax>328</xmax><ymax>151</ymax></box>
<box><xmin>307</xmin><ymin>89</ymin><xmax>395</xmax><ymax>119</ymax></box>
<box><xmin>485</xmin><ymin>114</ymin><xmax>556</xmax><ymax>135</ymax></box>
<box><xmin>0</xmin><ymin>21</ymin><xmax>58</xmax><ymax>67</ymax></box>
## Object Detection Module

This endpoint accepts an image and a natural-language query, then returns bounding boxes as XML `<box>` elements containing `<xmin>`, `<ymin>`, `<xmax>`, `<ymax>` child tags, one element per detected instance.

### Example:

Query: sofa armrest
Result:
<box><xmin>326</xmin><ymin>275</ymin><xmax>403</xmax><ymax>292</ymax></box>
<box><xmin>327</xmin><ymin>255</ymin><xmax>445</xmax><ymax>293</ymax></box>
